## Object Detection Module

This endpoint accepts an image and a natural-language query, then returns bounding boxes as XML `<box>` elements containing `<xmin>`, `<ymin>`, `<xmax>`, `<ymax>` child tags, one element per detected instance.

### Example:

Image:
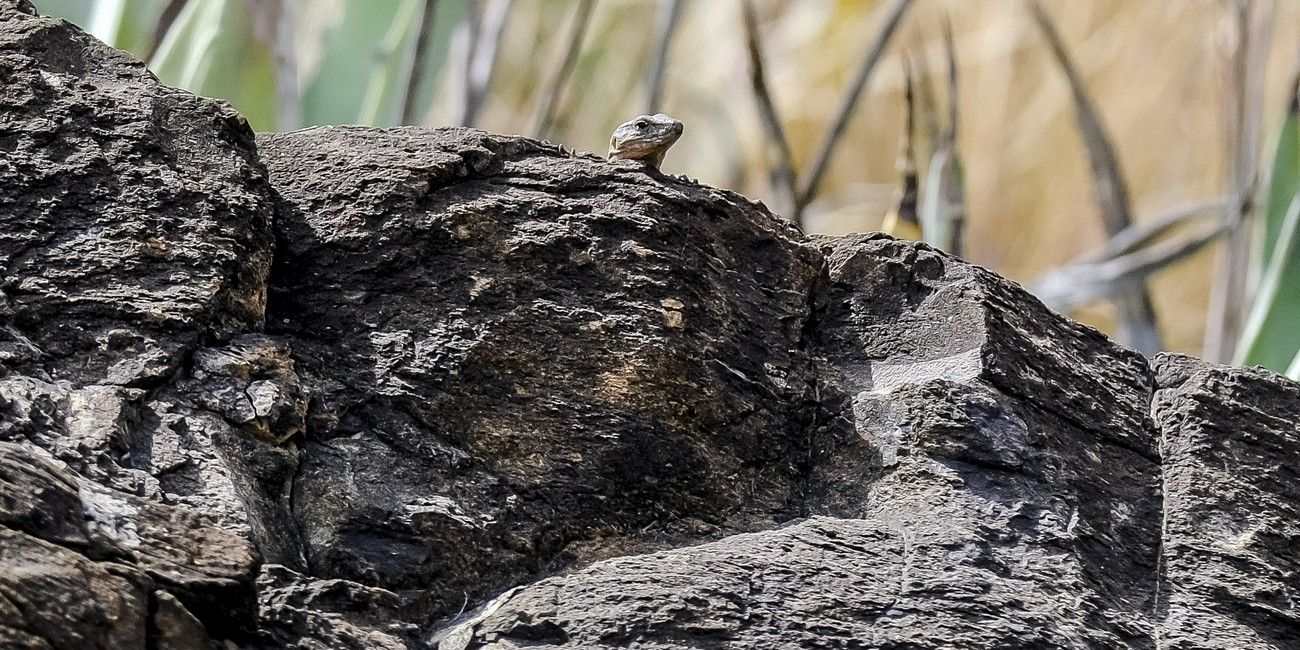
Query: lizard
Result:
<box><xmin>607</xmin><ymin>113</ymin><xmax>684</xmax><ymax>172</ymax></box>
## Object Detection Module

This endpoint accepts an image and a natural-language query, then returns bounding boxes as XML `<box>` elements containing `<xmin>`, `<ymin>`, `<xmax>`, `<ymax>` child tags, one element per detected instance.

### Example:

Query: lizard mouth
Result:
<box><xmin>618</xmin><ymin>143</ymin><xmax>669</xmax><ymax>160</ymax></box>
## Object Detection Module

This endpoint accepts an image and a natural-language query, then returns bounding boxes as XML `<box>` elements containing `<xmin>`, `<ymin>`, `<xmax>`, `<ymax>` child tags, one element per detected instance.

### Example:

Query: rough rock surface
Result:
<box><xmin>3</xmin><ymin>3</ymin><xmax>1300</xmax><ymax>648</ymax></box>
<box><xmin>432</xmin><ymin>235</ymin><xmax>1164</xmax><ymax>649</ymax></box>
<box><xmin>1</xmin><ymin>1</ymin><xmax>273</xmax><ymax>647</ymax></box>
<box><xmin>1153</xmin><ymin>354</ymin><xmax>1300</xmax><ymax>649</ymax></box>
<box><xmin>0</xmin><ymin>440</ymin><xmax>258</xmax><ymax>646</ymax></box>
<box><xmin>257</xmin><ymin>124</ymin><xmax>823</xmax><ymax>623</ymax></box>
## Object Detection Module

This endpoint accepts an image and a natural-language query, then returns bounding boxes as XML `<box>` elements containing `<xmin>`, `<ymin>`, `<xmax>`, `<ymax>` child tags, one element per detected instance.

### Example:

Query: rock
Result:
<box><xmin>257</xmin><ymin>125</ymin><xmax>824</xmax><ymax>619</ymax></box>
<box><xmin>4</xmin><ymin>3</ymin><xmax>1300</xmax><ymax>647</ymax></box>
<box><xmin>0</xmin><ymin>440</ymin><xmax>258</xmax><ymax>647</ymax></box>
<box><xmin>439</xmin><ymin>516</ymin><xmax>1050</xmax><ymax>648</ymax></box>
<box><xmin>0</xmin><ymin>0</ymin><xmax>274</xmax><ymax>388</ymax></box>
<box><xmin>150</xmin><ymin>335</ymin><xmax>307</xmax><ymax>566</ymax></box>
<box><xmin>186</xmin><ymin>335</ymin><xmax>308</xmax><ymax>446</ymax></box>
<box><xmin>0</xmin><ymin>8</ymin><xmax>277</xmax><ymax>643</ymax></box>
<box><xmin>152</xmin><ymin>590</ymin><xmax>216</xmax><ymax>650</ymax></box>
<box><xmin>0</xmin><ymin>0</ymin><xmax>297</xmax><ymax>575</ymax></box>
<box><xmin>431</xmin><ymin>235</ymin><xmax>1164</xmax><ymax>648</ymax></box>
<box><xmin>808</xmin><ymin>234</ymin><xmax>1162</xmax><ymax>646</ymax></box>
<box><xmin>255</xmin><ymin>564</ymin><xmax>415</xmax><ymax>649</ymax></box>
<box><xmin>0</xmin><ymin>527</ymin><xmax>150</xmax><ymax>649</ymax></box>
<box><xmin>1153</xmin><ymin>354</ymin><xmax>1300</xmax><ymax>648</ymax></box>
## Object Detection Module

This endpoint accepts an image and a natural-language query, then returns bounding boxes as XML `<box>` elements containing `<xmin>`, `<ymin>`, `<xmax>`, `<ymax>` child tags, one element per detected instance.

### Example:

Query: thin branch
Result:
<box><xmin>1204</xmin><ymin>0</ymin><xmax>1274</xmax><ymax>361</ymax></box>
<box><xmin>449</xmin><ymin>5</ymin><xmax>481</xmax><ymax>126</ymax></box>
<box><xmin>1036</xmin><ymin>199</ymin><xmax>1231</xmax><ymax>306</ymax></box>
<box><xmin>273</xmin><ymin>2</ymin><xmax>300</xmax><ymax>130</ymax></box>
<box><xmin>1028</xmin><ymin>0</ymin><xmax>1162</xmax><ymax>354</ymax></box>
<box><xmin>917</xmin><ymin>18</ymin><xmax>967</xmax><ymax>255</ymax></box>
<box><xmin>882</xmin><ymin>54</ymin><xmax>920</xmax><ymax>241</ymax></box>
<box><xmin>460</xmin><ymin>0</ymin><xmax>512</xmax><ymax>127</ymax></box>
<box><xmin>245</xmin><ymin>0</ymin><xmax>301</xmax><ymax>130</ymax></box>
<box><xmin>1085</xmin><ymin>198</ymin><xmax>1230</xmax><ymax>262</ymax></box>
<box><xmin>740</xmin><ymin>0</ymin><xmax>798</xmax><ymax>222</ymax></box>
<box><xmin>1028</xmin><ymin>1</ymin><xmax>1132</xmax><ymax>233</ymax></box>
<box><xmin>797</xmin><ymin>0</ymin><xmax>914</xmax><ymax>211</ymax></box>
<box><xmin>939</xmin><ymin>15</ymin><xmax>965</xmax><ymax>256</ymax></box>
<box><xmin>402</xmin><ymin>0</ymin><xmax>439</xmax><ymax>125</ymax></box>
<box><xmin>911</xmin><ymin>43</ymin><xmax>940</xmax><ymax>162</ymax></box>
<box><xmin>531</xmin><ymin>0</ymin><xmax>595</xmax><ymax>138</ymax></box>
<box><xmin>644</xmin><ymin>0</ymin><xmax>683</xmax><ymax>113</ymax></box>
<box><xmin>143</xmin><ymin>0</ymin><xmax>187</xmax><ymax>62</ymax></box>
<box><xmin>1033</xmin><ymin>222</ymin><xmax>1229</xmax><ymax>312</ymax></box>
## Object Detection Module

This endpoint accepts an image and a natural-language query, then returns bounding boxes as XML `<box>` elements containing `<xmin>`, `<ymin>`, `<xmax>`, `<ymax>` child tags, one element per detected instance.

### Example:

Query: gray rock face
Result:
<box><xmin>434</xmin><ymin>236</ymin><xmax>1164</xmax><ymax>649</ymax></box>
<box><xmin>0</xmin><ymin>440</ymin><xmax>257</xmax><ymax>646</ymax></box>
<box><xmin>1154</xmin><ymin>354</ymin><xmax>1300</xmax><ymax>648</ymax></box>
<box><xmin>3</xmin><ymin>3</ymin><xmax>1300</xmax><ymax>648</ymax></box>
<box><xmin>257</xmin><ymin>126</ymin><xmax>822</xmax><ymax>622</ymax></box>
<box><xmin>1</xmin><ymin>1</ymin><xmax>274</xmax><ymax>646</ymax></box>
<box><xmin>813</xmin><ymin>235</ymin><xmax>1161</xmax><ymax>646</ymax></box>
<box><xmin>0</xmin><ymin>0</ymin><xmax>272</xmax><ymax>389</ymax></box>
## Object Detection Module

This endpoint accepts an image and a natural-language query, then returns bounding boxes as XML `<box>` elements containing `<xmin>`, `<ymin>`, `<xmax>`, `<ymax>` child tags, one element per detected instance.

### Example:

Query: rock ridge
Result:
<box><xmin>2</xmin><ymin>4</ymin><xmax>1299</xmax><ymax>648</ymax></box>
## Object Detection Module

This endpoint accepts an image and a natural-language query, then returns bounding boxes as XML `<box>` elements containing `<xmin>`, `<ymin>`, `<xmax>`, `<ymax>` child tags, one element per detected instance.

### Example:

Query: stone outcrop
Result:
<box><xmin>1153</xmin><ymin>355</ymin><xmax>1300</xmax><ymax>649</ymax></box>
<box><xmin>431</xmin><ymin>235</ymin><xmax>1166</xmax><ymax>649</ymax></box>
<box><xmin>2</xmin><ymin>2</ymin><xmax>1299</xmax><ymax>648</ymax></box>
<box><xmin>256</xmin><ymin>125</ymin><xmax>823</xmax><ymax>624</ymax></box>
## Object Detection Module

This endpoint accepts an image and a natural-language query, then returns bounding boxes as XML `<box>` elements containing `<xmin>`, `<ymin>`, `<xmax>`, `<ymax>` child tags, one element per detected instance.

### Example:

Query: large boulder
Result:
<box><xmin>3</xmin><ymin>3</ymin><xmax>1300</xmax><ymax>648</ymax></box>
<box><xmin>431</xmin><ymin>235</ymin><xmax>1164</xmax><ymax>649</ymax></box>
<box><xmin>0</xmin><ymin>0</ymin><xmax>290</xmax><ymax>542</ymax></box>
<box><xmin>256</xmin><ymin>125</ymin><xmax>824</xmax><ymax>619</ymax></box>
<box><xmin>0</xmin><ymin>1</ymin><xmax>281</xmax><ymax>645</ymax></box>
<box><xmin>0</xmin><ymin>0</ymin><xmax>272</xmax><ymax>388</ymax></box>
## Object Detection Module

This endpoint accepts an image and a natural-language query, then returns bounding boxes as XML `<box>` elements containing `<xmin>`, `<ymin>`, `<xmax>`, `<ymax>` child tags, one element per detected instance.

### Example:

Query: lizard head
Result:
<box><xmin>607</xmin><ymin>113</ymin><xmax>684</xmax><ymax>170</ymax></box>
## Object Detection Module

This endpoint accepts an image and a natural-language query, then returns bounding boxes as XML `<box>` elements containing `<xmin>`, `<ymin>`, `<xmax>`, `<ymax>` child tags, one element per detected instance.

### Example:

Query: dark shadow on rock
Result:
<box><xmin>256</xmin><ymin>125</ymin><xmax>825</xmax><ymax>622</ymax></box>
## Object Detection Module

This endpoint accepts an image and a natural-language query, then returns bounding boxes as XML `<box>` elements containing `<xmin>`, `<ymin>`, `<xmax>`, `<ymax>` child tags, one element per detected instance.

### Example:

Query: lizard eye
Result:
<box><xmin>635</xmin><ymin>120</ymin><xmax>648</xmax><ymax>130</ymax></box>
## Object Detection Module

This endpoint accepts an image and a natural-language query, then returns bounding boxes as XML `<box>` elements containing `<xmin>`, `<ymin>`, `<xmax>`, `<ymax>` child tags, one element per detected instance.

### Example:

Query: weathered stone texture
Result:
<box><xmin>1154</xmin><ymin>354</ymin><xmax>1300</xmax><ymax>649</ymax></box>
<box><xmin>432</xmin><ymin>236</ymin><xmax>1165</xmax><ymax>649</ymax></box>
<box><xmin>3</xmin><ymin>3</ymin><xmax>1300</xmax><ymax>648</ymax></box>
<box><xmin>1</xmin><ymin>2</ymin><xmax>281</xmax><ymax>646</ymax></box>
<box><xmin>256</xmin><ymin>125</ymin><xmax>824</xmax><ymax>622</ymax></box>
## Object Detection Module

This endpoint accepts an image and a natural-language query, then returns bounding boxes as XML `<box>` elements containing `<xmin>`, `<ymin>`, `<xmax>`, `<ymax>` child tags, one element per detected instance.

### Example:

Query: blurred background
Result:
<box><xmin>30</xmin><ymin>0</ymin><xmax>1300</xmax><ymax>374</ymax></box>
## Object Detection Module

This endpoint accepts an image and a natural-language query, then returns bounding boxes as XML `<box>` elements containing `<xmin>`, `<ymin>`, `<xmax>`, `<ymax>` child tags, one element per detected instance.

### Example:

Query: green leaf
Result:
<box><xmin>1236</xmin><ymin>195</ymin><xmax>1300</xmax><ymax>370</ymax></box>
<box><xmin>300</xmin><ymin>0</ymin><xmax>432</xmax><ymax>127</ymax></box>
<box><xmin>1260</xmin><ymin>84</ymin><xmax>1300</xmax><ymax>271</ymax></box>
<box><xmin>91</xmin><ymin>0</ymin><xmax>167</xmax><ymax>55</ymax></box>
<box><xmin>148</xmin><ymin>0</ymin><xmax>278</xmax><ymax>130</ymax></box>
<box><xmin>1236</xmin><ymin>79</ymin><xmax>1300</xmax><ymax>371</ymax></box>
